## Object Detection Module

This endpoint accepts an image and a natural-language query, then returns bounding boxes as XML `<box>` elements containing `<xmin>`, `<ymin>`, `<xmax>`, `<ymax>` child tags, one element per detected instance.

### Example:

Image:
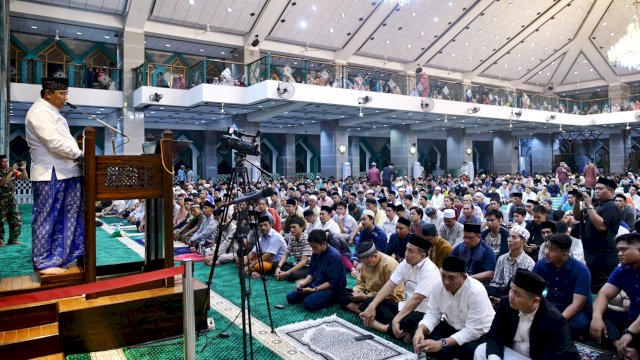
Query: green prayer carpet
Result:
<box><xmin>0</xmin><ymin>204</ymin><xmax>142</xmax><ymax>279</ymax></box>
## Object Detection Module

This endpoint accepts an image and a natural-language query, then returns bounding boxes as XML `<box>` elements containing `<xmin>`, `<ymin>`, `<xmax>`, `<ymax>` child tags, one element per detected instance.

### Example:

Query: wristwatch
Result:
<box><xmin>624</xmin><ymin>328</ymin><xmax>637</xmax><ymax>338</ymax></box>
<box><xmin>440</xmin><ymin>338</ymin><xmax>448</xmax><ymax>348</ymax></box>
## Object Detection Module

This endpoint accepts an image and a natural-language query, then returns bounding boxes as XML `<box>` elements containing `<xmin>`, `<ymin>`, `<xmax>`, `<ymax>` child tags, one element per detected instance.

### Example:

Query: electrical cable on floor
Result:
<box><xmin>198</xmin><ymin>308</ymin><xmax>243</xmax><ymax>353</ymax></box>
<box><xmin>124</xmin><ymin>309</ymin><xmax>242</xmax><ymax>352</ymax></box>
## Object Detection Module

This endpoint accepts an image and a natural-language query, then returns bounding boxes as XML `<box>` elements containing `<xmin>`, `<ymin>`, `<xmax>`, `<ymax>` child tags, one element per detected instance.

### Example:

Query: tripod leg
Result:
<box><xmin>259</xmin><ymin>266</ymin><xmax>276</xmax><ymax>333</ymax></box>
<box><xmin>241</xmin><ymin>167</ymin><xmax>276</xmax><ymax>333</ymax></box>
<box><xmin>246</xmin><ymin>289</ymin><xmax>255</xmax><ymax>360</ymax></box>
<box><xmin>236</xmin><ymin>235</ymin><xmax>250</xmax><ymax>360</ymax></box>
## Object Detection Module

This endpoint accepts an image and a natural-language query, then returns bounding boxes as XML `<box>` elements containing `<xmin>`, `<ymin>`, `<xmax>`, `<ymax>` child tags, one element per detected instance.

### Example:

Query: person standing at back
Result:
<box><xmin>583</xmin><ymin>158</ymin><xmax>599</xmax><ymax>190</ymax></box>
<box><xmin>382</xmin><ymin>163</ymin><xmax>394</xmax><ymax>189</ymax></box>
<box><xmin>367</xmin><ymin>162</ymin><xmax>381</xmax><ymax>187</ymax></box>
<box><xmin>556</xmin><ymin>161</ymin><xmax>572</xmax><ymax>195</ymax></box>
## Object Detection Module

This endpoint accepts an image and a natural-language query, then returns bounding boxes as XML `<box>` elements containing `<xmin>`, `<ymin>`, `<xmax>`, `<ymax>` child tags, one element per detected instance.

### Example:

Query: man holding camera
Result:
<box><xmin>0</xmin><ymin>155</ymin><xmax>28</xmax><ymax>247</ymax></box>
<box><xmin>573</xmin><ymin>177</ymin><xmax>621</xmax><ymax>293</ymax></box>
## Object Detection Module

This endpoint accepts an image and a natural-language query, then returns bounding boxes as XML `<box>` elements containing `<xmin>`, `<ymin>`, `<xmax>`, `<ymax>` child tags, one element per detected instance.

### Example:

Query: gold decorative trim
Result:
<box><xmin>209</xmin><ymin>292</ymin><xmax>311</xmax><ymax>360</ymax></box>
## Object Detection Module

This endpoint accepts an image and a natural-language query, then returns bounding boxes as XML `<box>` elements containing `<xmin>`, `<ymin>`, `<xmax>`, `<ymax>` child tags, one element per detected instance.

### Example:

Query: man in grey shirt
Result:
<box><xmin>439</xmin><ymin>209</ymin><xmax>464</xmax><ymax>247</ymax></box>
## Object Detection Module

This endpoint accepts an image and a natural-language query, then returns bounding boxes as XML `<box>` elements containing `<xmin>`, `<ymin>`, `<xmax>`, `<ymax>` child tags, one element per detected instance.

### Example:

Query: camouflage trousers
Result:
<box><xmin>0</xmin><ymin>192</ymin><xmax>22</xmax><ymax>244</ymax></box>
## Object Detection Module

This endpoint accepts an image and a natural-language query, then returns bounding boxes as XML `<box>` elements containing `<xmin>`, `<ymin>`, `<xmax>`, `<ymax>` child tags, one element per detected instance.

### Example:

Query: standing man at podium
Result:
<box><xmin>25</xmin><ymin>77</ymin><xmax>84</xmax><ymax>275</ymax></box>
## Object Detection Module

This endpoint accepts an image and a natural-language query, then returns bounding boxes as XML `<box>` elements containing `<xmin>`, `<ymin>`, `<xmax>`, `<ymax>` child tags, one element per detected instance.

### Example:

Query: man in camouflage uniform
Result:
<box><xmin>0</xmin><ymin>155</ymin><xmax>28</xmax><ymax>247</ymax></box>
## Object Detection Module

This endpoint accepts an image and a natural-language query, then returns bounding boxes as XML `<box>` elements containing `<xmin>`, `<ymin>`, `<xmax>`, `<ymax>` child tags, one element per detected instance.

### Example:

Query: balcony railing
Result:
<box><xmin>133</xmin><ymin>53</ymin><xmax>640</xmax><ymax>115</ymax></box>
<box><xmin>10</xmin><ymin>59</ymin><xmax>122</xmax><ymax>91</ymax></box>
<box><xmin>134</xmin><ymin>59</ymin><xmax>247</xmax><ymax>89</ymax></box>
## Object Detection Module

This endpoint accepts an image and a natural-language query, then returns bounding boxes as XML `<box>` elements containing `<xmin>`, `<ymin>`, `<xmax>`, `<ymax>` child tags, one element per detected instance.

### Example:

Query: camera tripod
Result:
<box><xmin>204</xmin><ymin>152</ymin><xmax>275</xmax><ymax>360</ymax></box>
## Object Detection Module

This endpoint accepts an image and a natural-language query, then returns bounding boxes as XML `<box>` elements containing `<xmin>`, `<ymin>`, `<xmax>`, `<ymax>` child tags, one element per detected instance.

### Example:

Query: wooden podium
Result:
<box><xmin>83</xmin><ymin>127</ymin><xmax>175</xmax><ymax>286</ymax></box>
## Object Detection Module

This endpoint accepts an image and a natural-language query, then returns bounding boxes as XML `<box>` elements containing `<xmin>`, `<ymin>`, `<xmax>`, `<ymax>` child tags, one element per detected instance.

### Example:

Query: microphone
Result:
<box><xmin>225</xmin><ymin>187</ymin><xmax>275</xmax><ymax>206</ymax></box>
<box><xmin>66</xmin><ymin>102</ymin><xmax>123</xmax><ymax>136</ymax></box>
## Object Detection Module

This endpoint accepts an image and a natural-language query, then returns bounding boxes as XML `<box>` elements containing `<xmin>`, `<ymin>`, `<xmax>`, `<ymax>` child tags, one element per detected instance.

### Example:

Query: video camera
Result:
<box><xmin>569</xmin><ymin>187</ymin><xmax>586</xmax><ymax>200</ymax></box>
<box><xmin>221</xmin><ymin>127</ymin><xmax>262</xmax><ymax>157</ymax></box>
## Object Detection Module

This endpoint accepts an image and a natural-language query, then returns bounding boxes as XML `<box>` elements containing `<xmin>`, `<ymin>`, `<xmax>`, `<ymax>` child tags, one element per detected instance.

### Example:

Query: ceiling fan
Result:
<box><xmin>54</xmin><ymin>29</ymin><xmax>74</xmax><ymax>42</ymax></box>
<box><xmin>299</xmin><ymin>42</ymin><xmax>323</xmax><ymax>54</ymax></box>
<box><xmin>197</xmin><ymin>24</ymin><xmax>211</xmax><ymax>35</ymax></box>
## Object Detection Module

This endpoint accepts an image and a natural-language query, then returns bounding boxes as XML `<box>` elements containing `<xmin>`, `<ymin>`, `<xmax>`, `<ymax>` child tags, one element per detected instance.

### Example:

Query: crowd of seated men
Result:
<box><xmin>129</xmin><ymin>164</ymin><xmax>640</xmax><ymax>359</ymax></box>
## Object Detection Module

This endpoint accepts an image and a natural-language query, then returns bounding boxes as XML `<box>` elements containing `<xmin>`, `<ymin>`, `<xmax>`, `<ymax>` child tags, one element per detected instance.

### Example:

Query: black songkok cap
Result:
<box><xmin>397</xmin><ymin>217</ymin><xmax>411</xmax><ymax>227</ymax></box>
<box><xmin>421</xmin><ymin>223</ymin><xmax>437</xmax><ymax>237</ymax></box>
<box><xmin>512</xmin><ymin>192</ymin><xmax>523</xmax><ymax>198</ymax></box>
<box><xmin>286</xmin><ymin>198</ymin><xmax>297</xmax><ymax>206</ymax></box>
<box><xmin>202</xmin><ymin>200</ymin><xmax>215</xmax><ymax>209</ymax></box>
<box><xmin>512</xmin><ymin>268</ymin><xmax>547</xmax><ymax>296</ymax></box>
<box><xmin>463</xmin><ymin>223</ymin><xmax>481</xmax><ymax>234</ymax></box>
<box><xmin>258</xmin><ymin>215</ymin><xmax>271</xmax><ymax>224</ymax></box>
<box><xmin>540</xmin><ymin>221</ymin><xmax>556</xmax><ymax>232</ymax></box>
<box><xmin>320</xmin><ymin>206</ymin><xmax>332</xmax><ymax>213</ymax></box>
<box><xmin>41</xmin><ymin>77</ymin><xmax>69</xmax><ymax>90</ymax></box>
<box><xmin>408</xmin><ymin>234</ymin><xmax>429</xmax><ymax>250</ymax></box>
<box><xmin>526</xmin><ymin>199</ymin><xmax>539</xmax><ymax>205</ymax></box>
<box><xmin>597</xmin><ymin>177</ymin><xmax>617</xmax><ymax>191</ymax></box>
<box><xmin>365</xmin><ymin>198</ymin><xmax>377</xmax><ymax>205</ymax></box>
<box><xmin>303</xmin><ymin>209</ymin><xmax>315</xmax><ymax>217</ymax></box>
<box><xmin>442</xmin><ymin>256</ymin><xmax>466</xmax><ymax>273</ymax></box>
<box><xmin>356</xmin><ymin>241</ymin><xmax>377</xmax><ymax>258</ymax></box>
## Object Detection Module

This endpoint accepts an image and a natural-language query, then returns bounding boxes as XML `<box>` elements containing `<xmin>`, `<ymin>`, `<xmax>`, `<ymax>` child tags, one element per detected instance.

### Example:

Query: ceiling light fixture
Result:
<box><xmin>358</xmin><ymin>107</ymin><xmax>364</xmax><ymax>117</ymax></box>
<box><xmin>384</xmin><ymin>0</ymin><xmax>411</xmax><ymax>6</ymax></box>
<box><xmin>220</xmin><ymin>103</ymin><xmax>225</xmax><ymax>114</ymax></box>
<box><xmin>608</xmin><ymin>0</ymin><xmax>640</xmax><ymax>70</ymax></box>
<box><xmin>189</xmin><ymin>0</ymin><xmax>194</xmax><ymax>4</ymax></box>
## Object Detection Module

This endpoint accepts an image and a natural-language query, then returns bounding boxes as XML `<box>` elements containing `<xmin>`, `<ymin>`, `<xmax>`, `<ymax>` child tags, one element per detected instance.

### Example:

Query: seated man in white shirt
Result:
<box><xmin>317</xmin><ymin>206</ymin><xmax>341</xmax><ymax>236</ymax></box>
<box><xmin>303</xmin><ymin>208</ymin><xmax>321</xmax><ymax>234</ymax></box>
<box><xmin>333</xmin><ymin>202</ymin><xmax>358</xmax><ymax>242</ymax></box>
<box><xmin>474</xmin><ymin>269</ymin><xmax>580</xmax><ymax>360</ymax></box>
<box><xmin>360</xmin><ymin>235</ymin><xmax>440</xmax><ymax>343</ymax></box>
<box><xmin>413</xmin><ymin>256</ymin><xmax>495</xmax><ymax>360</ymax></box>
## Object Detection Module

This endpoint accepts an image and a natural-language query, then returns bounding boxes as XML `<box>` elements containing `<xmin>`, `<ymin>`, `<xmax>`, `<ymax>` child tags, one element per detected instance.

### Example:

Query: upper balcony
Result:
<box><xmin>132</xmin><ymin>53</ymin><xmax>640</xmax><ymax>117</ymax></box>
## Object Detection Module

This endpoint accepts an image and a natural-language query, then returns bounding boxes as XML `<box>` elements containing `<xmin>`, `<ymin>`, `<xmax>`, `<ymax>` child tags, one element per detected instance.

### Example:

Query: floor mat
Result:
<box><xmin>0</xmin><ymin>205</ymin><xmax>143</xmax><ymax>278</ymax></box>
<box><xmin>276</xmin><ymin>314</ymin><xmax>416</xmax><ymax>360</ymax></box>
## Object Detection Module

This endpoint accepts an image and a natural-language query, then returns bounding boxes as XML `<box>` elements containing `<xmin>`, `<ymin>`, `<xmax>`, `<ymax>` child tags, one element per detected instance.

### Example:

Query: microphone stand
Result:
<box><xmin>66</xmin><ymin>103</ymin><xmax>127</xmax><ymax>155</ymax></box>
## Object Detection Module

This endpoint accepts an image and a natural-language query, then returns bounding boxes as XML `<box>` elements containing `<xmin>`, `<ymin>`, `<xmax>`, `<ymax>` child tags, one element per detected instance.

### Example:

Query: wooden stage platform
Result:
<box><xmin>0</xmin><ymin>275</ymin><xmax>209</xmax><ymax>359</ymax></box>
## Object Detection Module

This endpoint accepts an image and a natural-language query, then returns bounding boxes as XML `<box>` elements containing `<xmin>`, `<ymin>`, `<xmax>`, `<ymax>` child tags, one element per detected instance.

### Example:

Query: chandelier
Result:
<box><xmin>608</xmin><ymin>1</ymin><xmax>640</xmax><ymax>70</ymax></box>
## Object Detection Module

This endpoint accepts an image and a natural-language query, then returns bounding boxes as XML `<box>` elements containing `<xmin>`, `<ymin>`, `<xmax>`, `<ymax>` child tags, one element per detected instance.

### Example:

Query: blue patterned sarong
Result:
<box><xmin>31</xmin><ymin>168</ymin><xmax>84</xmax><ymax>270</ymax></box>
